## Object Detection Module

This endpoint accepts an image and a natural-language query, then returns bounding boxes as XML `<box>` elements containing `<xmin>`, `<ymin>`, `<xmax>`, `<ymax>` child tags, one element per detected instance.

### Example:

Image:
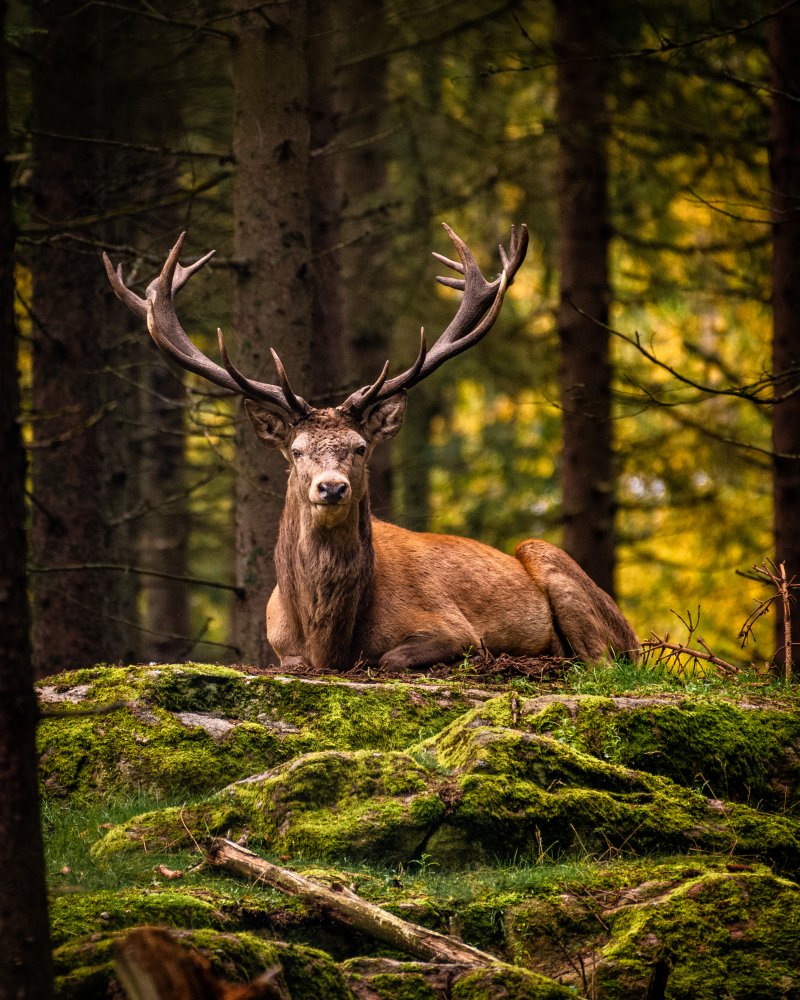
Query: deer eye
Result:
<box><xmin>355</xmin><ymin>444</ymin><xmax>366</xmax><ymax>456</ymax></box>
<box><xmin>291</xmin><ymin>447</ymin><xmax>303</xmax><ymax>460</ymax></box>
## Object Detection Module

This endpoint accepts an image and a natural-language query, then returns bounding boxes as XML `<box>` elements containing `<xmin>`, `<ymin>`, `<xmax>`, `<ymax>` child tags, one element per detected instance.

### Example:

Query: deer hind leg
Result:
<box><xmin>515</xmin><ymin>540</ymin><xmax>640</xmax><ymax>663</ymax></box>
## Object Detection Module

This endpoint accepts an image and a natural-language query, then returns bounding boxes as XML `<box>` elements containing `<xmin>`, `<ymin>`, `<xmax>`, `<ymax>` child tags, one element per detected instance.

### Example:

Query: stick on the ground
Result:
<box><xmin>207</xmin><ymin>838</ymin><xmax>496</xmax><ymax>967</ymax></box>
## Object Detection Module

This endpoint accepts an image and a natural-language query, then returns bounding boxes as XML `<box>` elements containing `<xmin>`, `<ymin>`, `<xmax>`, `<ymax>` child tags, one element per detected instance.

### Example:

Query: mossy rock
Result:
<box><xmin>341</xmin><ymin>957</ymin><xmax>573</xmax><ymax>999</ymax></box>
<box><xmin>50</xmin><ymin>888</ymin><xmax>229</xmax><ymax>947</ymax></box>
<box><xmin>53</xmin><ymin>927</ymin><xmax>353</xmax><ymax>999</ymax></box>
<box><xmin>422</xmin><ymin>723</ymin><xmax>800</xmax><ymax>866</ymax></box>
<box><xmin>93</xmin><ymin>725</ymin><xmax>800</xmax><ymax>869</ymax></box>
<box><xmin>426</xmin><ymin>691</ymin><xmax>800</xmax><ymax>809</ymax></box>
<box><xmin>43</xmin><ymin>663</ymin><xmax>800</xmax><ymax>998</ymax></box>
<box><xmin>92</xmin><ymin>748</ymin><xmax>448</xmax><ymax>863</ymax></box>
<box><xmin>38</xmin><ymin>664</ymin><xmax>489</xmax><ymax>800</ymax></box>
<box><xmin>505</xmin><ymin>863</ymin><xmax>800</xmax><ymax>998</ymax></box>
<box><xmin>514</xmin><ymin>692</ymin><xmax>800</xmax><ymax>809</ymax></box>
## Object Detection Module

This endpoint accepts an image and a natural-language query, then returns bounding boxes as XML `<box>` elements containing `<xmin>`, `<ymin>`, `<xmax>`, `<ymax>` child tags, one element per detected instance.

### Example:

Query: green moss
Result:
<box><xmin>39</xmin><ymin>665</ymin><xmax>482</xmax><ymax>801</ymax></box>
<box><xmin>599</xmin><ymin>870</ymin><xmax>800</xmax><ymax>999</ymax></box>
<box><xmin>54</xmin><ymin>927</ymin><xmax>353</xmax><ymax>1000</ymax></box>
<box><xmin>93</xmin><ymin>723</ymin><xmax>800</xmax><ymax>870</ymax></box>
<box><xmin>50</xmin><ymin>888</ymin><xmax>226</xmax><ymax>946</ymax></box>
<box><xmin>451</xmin><ymin>964</ymin><xmax>574</xmax><ymax>999</ymax></box>
<box><xmin>366</xmin><ymin>972</ymin><xmax>441</xmax><ymax>999</ymax></box>
<box><xmin>503</xmin><ymin>861</ymin><xmax>800</xmax><ymax>998</ymax></box>
<box><xmin>515</xmin><ymin>693</ymin><xmax>800</xmax><ymax>808</ymax></box>
<box><xmin>41</xmin><ymin>662</ymin><xmax>800</xmax><ymax>998</ymax></box>
<box><xmin>93</xmin><ymin>750</ymin><xmax>448</xmax><ymax>864</ymax></box>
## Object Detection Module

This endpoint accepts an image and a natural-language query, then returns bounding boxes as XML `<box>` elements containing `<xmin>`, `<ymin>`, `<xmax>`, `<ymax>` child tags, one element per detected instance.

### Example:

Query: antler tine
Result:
<box><xmin>103</xmin><ymin>255</ymin><xmax>148</xmax><ymax>320</ymax></box>
<box><xmin>105</xmin><ymin>234</ymin><xmax>311</xmax><ymax>420</ymax></box>
<box><xmin>340</xmin><ymin>331</ymin><xmax>426</xmax><ymax>416</ymax></box>
<box><xmin>338</xmin><ymin>225</ymin><xmax>525</xmax><ymax>416</ymax></box>
<box><xmin>269</xmin><ymin>349</ymin><xmax>312</xmax><ymax>417</ymax></box>
<box><xmin>349</xmin><ymin>360</ymin><xmax>391</xmax><ymax>412</ymax></box>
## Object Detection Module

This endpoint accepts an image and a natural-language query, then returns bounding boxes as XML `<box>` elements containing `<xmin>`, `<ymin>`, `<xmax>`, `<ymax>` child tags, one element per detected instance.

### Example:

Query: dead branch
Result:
<box><xmin>641</xmin><ymin>637</ymin><xmax>739</xmax><ymax>677</ymax></box>
<box><xmin>740</xmin><ymin>559</ymin><xmax>797</xmax><ymax>681</ymax></box>
<box><xmin>207</xmin><ymin>838</ymin><xmax>496</xmax><ymax>968</ymax></box>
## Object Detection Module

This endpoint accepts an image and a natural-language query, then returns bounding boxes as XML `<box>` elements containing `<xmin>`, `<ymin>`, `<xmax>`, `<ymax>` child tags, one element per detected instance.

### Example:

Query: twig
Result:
<box><xmin>28</xmin><ymin>561</ymin><xmax>243</xmax><ymax>596</ymax></box>
<box><xmin>641</xmin><ymin>637</ymin><xmax>739</xmax><ymax>676</ymax></box>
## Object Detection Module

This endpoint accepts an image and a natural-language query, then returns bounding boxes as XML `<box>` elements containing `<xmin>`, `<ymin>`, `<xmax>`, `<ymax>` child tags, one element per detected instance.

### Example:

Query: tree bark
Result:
<box><xmin>208</xmin><ymin>839</ymin><xmax>496</xmax><ymax>967</ymax></box>
<box><xmin>768</xmin><ymin>3</ymin><xmax>800</xmax><ymax>673</ymax></box>
<box><xmin>308</xmin><ymin>0</ymin><xmax>394</xmax><ymax>513</ymax></box>
<box><xmin>29</xmin><ymin>1</ymin><xmax>142</xmax><ymax>674</ymax></box>
<box><xmin>231</xmin><ymin>1</ymin><xmax>313</xmax><ymax>666</ymax></box>
<box><xmin>139</xmin><ymin>359</ymin><xmax>192</xmax><ymax>661</ymax></box>
<box><xmin>0</xmin><ymin>0</ymin><xmax>54</xmax><ymax>988</ymax></box>
<box><xmin>554</xmin><ymin>0</ymin><xmax>616</xmax><ymax>596</ymax></box>
<box><xmin>308</xmin><ymin>0</ymin><xmax>353</xmax><ymax>406</ymax></box>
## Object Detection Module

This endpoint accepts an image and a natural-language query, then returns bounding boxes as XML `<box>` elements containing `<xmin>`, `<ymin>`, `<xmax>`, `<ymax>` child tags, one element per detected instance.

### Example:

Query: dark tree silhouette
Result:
<box><xmin>555</xmin><ymin>0</ymin><xmax>616</xmax><ymax>596</ymax></box>
<box><xmin>0</xmin><ymin>0</ymin><xmax>54</xmax><ymax>987</ymax></box>
<box><xmin>768</xmin><ymin>1</ymin><xmax>800</xmax><ymax>671</ymax></box>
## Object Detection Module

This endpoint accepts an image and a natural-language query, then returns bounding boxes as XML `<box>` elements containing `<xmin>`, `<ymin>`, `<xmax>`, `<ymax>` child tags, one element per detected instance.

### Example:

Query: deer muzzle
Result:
<box><xmin>310</xmin><ymin>474</ymin><xmax>351</xmax><ymax>506</ymax></box>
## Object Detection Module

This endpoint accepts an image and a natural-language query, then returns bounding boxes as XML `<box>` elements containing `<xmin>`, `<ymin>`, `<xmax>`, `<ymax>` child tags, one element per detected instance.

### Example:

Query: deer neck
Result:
<box><xmin>275</xmin><ymin>483</ymin><xmax>374</xmax><ymax>669</ymax></box>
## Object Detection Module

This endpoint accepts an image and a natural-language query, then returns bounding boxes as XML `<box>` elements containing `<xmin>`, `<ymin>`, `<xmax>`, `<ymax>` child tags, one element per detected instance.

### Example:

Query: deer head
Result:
<box><xmin>104</xmin><ymin>225</ymin><xmax>528</xmax><ymax>531</ymax></box>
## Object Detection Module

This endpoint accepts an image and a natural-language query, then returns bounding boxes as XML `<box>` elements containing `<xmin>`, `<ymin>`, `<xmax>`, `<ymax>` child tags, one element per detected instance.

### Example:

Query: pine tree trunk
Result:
<box><xmin>308</xmin><ymin>0</ymin><xmax>394</xmax><ymax>514</ymax></box>
<box><xmin>139</xmin><ymin>359</ymin><xmax>192</xmax><ymax>661</ymax></box>
<box><xmin>308</xmin><ymin>0</ymin><xmax>353</xmax><ymax>406</ymax></box>
<box><xmin>29</xmin><ymin>1</ymin><xmax>141</xmax><ymax>674</ymax></box>
<box><xmin>0</xmin><ymin>0</ymin><xmax>54</xmax><ymax>984</ymax></box>
<box><xmin>554</xmin><ymin>0</ymin><xmax>616</xmax><ymax>596</ymax></box>
<box><xmin>768</xmin><ymin>3</ymin><xmax>800</xmax><ymax>672</ymax></box>
<box><xmin>231</xmin><ymin>0</ymin><xmax>313</xmax><ymax>666</ymax></box>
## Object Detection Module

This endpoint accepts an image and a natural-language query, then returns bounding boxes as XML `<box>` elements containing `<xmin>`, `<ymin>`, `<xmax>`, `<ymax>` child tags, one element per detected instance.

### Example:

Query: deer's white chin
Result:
<box><xmin>310</xmin><ymin>502</ymin><xmax>351</xmax><ymax>528</ymax></box>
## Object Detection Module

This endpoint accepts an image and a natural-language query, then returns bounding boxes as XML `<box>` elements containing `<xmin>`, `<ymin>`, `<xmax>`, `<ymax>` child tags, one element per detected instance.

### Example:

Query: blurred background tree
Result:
<box><xmin>7</xmin><ymin>0</ymin><xmax>793</xmax><ymax>671</ymax></box>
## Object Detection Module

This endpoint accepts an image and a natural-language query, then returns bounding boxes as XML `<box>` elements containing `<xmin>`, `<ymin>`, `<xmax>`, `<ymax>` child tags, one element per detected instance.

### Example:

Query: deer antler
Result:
<box><xmin>103</xmin><ymin>234</ymin><xmax>311</xmax><ymax>420</ymax></box>
<box><xmin>339</xmin><ymin>223</ymin><xmax>528</xmax><ymax>416</ymax></box>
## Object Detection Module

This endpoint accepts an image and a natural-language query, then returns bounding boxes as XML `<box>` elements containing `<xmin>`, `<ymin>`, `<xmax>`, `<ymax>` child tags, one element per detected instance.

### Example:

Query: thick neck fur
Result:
<box><xmin>274</xmin><ymin>478</ymin><xmax>375</xmax><ymax>669</ymax></box>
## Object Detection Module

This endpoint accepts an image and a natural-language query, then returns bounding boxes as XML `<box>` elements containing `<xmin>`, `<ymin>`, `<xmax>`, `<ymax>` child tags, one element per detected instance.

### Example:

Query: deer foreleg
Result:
<box><xmin>378</xmin><ymin>631</ymin><xmax>475</xmax><ymax>672</ymax></box>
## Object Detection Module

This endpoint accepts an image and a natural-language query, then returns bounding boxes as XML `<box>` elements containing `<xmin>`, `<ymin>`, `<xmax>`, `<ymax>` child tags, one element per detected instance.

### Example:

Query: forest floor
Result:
<box><xmin>38</xmin><ymin>657</ymin><xmax>800</xmax><ymax>999</ymax></box>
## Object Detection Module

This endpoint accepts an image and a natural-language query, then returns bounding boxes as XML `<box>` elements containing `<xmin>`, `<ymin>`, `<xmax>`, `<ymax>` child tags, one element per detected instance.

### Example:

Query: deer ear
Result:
<box><xmin>363</xmin><ymin>393</ymin><xmax>407</xmax><ymax>443</ymax></box>
<box><xmin>244</xmin><ymin>399</ymin><xmax>293</xmax><ymax>449</ymax></box>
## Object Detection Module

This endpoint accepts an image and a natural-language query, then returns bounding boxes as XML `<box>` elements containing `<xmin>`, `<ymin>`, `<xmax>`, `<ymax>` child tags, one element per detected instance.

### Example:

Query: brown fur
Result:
<box><xmin>248</xmin><ymin>399</ymin><xmax>640</xmax><ymax>672</ymax></box>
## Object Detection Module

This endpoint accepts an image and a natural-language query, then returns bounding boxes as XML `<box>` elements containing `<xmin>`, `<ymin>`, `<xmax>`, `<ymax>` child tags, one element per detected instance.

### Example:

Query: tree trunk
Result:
<box><xmin>768</xmin><ymin>3</ymin><xmax>800</xmax><ymax>673</ymax></box>
<box><xmin>139</xmin><ymin>359</ymin><xmax>192</xmax><ymax>661</ymax></box>
<box><xmin>554</xmin><ymin>0</ymin><xmax>616</xmax><ymax>596</ymax></box>
<box><xmin>0</xmin><ymin>0</ymin><xmax>54</xmax><ymax>986</ymax></box>
<box><xmin>29</xmin><ymin>1</ymin><xmax>141</xmax><ymax>675</ymax></box>
<box><xmin>308</xmin><ymin>0</ymin><xmax>394</xmax><ymax>514</ymax></box>
<box><xmin>231</xmin><ymin>1</ymin><xmax>313</xmax><ymax>666</ymax></box>
<box><xmin>308</xmin><ymin>0</ymin><xmax>353</xmax><ymax>406</ymax></box>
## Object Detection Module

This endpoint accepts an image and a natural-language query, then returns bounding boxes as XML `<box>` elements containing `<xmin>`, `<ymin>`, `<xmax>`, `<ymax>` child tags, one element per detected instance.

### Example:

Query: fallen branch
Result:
<box><xmin>207</xmin><ymin>838</ymin><xmax>496</xmax><ymax>967</ymax></box>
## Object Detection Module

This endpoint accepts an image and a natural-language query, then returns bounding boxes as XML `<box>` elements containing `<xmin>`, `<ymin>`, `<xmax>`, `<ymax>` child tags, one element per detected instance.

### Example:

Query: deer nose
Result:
<box><xmin>315</xmin><ymin>479</ymin><xmax>350</xmax><ymax>504</ymax></box>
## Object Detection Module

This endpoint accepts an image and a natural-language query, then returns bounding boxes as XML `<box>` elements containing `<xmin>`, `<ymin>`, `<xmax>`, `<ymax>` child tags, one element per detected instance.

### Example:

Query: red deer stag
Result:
<box><xmin>104</xmin><ymin>227</ymin><xmax>639</xmax><ymax>670</ymax></box>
